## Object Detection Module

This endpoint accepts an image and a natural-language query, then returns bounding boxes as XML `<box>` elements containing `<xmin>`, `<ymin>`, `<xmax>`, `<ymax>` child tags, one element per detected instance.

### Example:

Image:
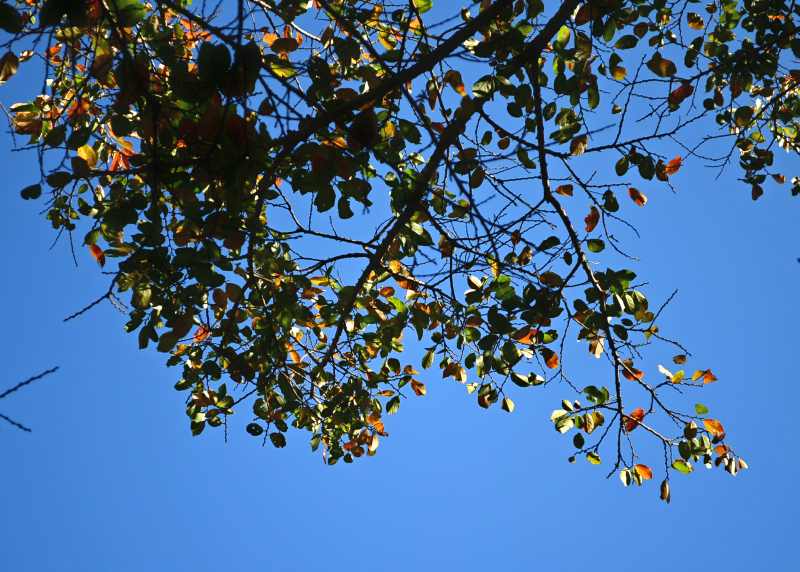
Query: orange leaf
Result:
<box><xmin>285</xmin><ymin>342</ymin><xmax>301</xmax><ymax>364</ymax></box>
<box><xmin>628</xmin><ymin>187</ymin><xmax>648</xmax><ymax>207</ymax></box>
<box><xmin>585</xmin><ymin>206</ymin><xmax>599</xmax><ymax>232</ymax></box>
<box><xmin>542</xmin><ymin>348</ymin><xmax>559</xmax><ymax>369</ymax></box>
<box><xmin>664</xmin><ymin>156</ymin><xmax>682</xmax><ymax>176</ymax></box>
<box><xmin>624</xmin><ymin>407</ymin><xmax>645</xmax><ymax>432</ymax></box>
<box><xmin>555</xmin><ymin>184</ymin><xmax>574</xmax><ymax>196</ymax></box>
<box><xmin>193</xmin><ymin>325</ymin><xmax>211</xmax><ymax>343</ymax></box>
<box><xmin>703</xmin><ymin>418</ymin><xmax>725</xmax><ymax>438</ymax></box>
<box><xmin>691</xmin><ymin>369</ymin><xmax>718</xmax><ymax>383</ymax></box>
<box><xmin>512</xmin><ymin>327</ymin><xmax>538</xmax><ymax>346</ymax></box>
<box><xmin>634</xmin><ymin>464</ymin><xmax>653</xmax><ymax>480</ymax></box>
<box><xmin>88</xmin><ymin>244</ymin><xmax>105</xmax><ymax>267</ymax></box>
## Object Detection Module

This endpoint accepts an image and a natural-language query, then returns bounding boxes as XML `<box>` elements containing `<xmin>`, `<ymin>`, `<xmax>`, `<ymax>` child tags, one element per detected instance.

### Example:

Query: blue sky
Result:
<box><xmin>2</xmin><ymin>10</ymin><xmax>800</xmax><ymax>572</ymax></box>
<box><xmin>2</xmin><ymin>104</ymin><xmax>799</xmax><ymax>572</ymax></box>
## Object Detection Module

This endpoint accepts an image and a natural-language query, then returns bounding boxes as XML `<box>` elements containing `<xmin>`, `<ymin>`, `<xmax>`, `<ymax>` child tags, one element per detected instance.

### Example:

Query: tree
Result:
<box><xmin>3</xmin><ymin>0</ymin><xmax>785</xmax><ymax>499</ymax></box>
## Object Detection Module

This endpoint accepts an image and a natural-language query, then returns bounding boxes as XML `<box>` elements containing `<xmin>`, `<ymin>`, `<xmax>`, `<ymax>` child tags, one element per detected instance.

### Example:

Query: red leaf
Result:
<box><xmin>585</xmin><ymin>206</ymin><xmax>599</xmax><ymax>232</ymax></box>
<box><xmin>669</xmin><ymin>82</ymin><xmax>694</xmax><ymax>106</ymax></box>
<box><xmin>193</xmin><ymin>325</ymin><xmax>211</xmax><ymax>343</ymax></box>
<box><xmin>624</xmin><ymin>407</ymin><xmax>645</xmax><ymax>432</ymax></box>
<box><xmin>88</xmin><ymin>244</ymin><xmax>105</xmax><ymax>267</ymax></box>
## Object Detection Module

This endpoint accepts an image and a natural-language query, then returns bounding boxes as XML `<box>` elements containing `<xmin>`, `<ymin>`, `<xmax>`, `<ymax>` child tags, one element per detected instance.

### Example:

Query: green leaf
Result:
<box><xmin>614</xmin><ymin>35</ymin><xmax>638</xmax><ymax>50</ymax></box>
<box><xmin>0</xmin><ymin>2</ymin><xmax>22</xmax><ymax>33</ymax></box>
<box><xmin>555</xmin><ymin>25</ymin><xmax>571</xmax><ymax>49</ymax></box>
<box><xmin>587</xmin><ymin>239</ymin><xmax>605</xmax><ymax>253</ymax></box>
<box><xmin>269</xmin><ymin>432</ymin><xmax>287</xmax><ymax>448</ymax></box>
<box><xmin>108</xmin><ymin>0</ymin><xmax>147</xmax><ymax>26</ymax></box>
<box><xmin>387</xmin><ymin>396</ymin><xmax>401</xmax><ymax>414</ymax></box>
<box><xmin>412</xmin><ymin>0</ymin><xmax>433</xmax><ymax>13</ymax></box>
<box><xmin>583</xmin><ymin>385</ymin><xmax>609</xmax><ymax>405</ymax></box>
<box><xmin>20</xmin><ymin>184</ymin><xmax>42</xmax><ymax>200</ymax></box>
<box><xmin>268</xmin><ymin>58</ymin><xmax>296</xmax><ymax>79</ymax></box>
<box><xmin>615</xmin><ymin>156</ymin><xmax>629</xmax><ymax>176</ymax></box>
<box><xmin>246</xmin><ymin>423</ymin><xmax>264</xmax><ymax>436</ymax></box>
<box><xmin>694</xmin><ymin>403</ymin><xmax>709</xmax><ymax>415</ymax></box>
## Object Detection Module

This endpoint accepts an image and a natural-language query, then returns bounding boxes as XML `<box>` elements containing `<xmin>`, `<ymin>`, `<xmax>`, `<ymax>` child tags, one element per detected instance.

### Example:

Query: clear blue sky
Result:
<box><xmin>2</xmin><ymin>22</ymin><xmax>799</xmax><ymax>572</ymax></box>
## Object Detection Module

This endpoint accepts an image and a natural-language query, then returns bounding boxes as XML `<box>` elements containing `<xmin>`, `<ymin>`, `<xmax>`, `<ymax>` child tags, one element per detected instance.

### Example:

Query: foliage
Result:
<box><xmin>4</xmin><ymin>0</ymin><xmax>791</xmax><ymax>498</ymax></box>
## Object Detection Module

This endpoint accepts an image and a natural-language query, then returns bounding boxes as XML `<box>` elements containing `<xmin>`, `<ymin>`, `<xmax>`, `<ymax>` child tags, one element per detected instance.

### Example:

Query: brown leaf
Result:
<box><xmin>555</xmin><ymin>184</ymin><xmax>574</xmax><ymax>196</ymax></box>
<box><xmin>660</xmin><ymin>479</ymin><xmax>671</xmax><ymax>503</ymax></box>
<box><xmin>621</xmin><ymin>359</ymin><xmax>644</xmax><ymax>381</ymax></box>
<box><xmin>411</xmin><ymin>379</ymin><xmax>427</xmax><ymax>396</ymax></box>
<box><xmin>444</xmin><ymin>69</ymin><xmax>466</xmax><ymax>97</ymax></box>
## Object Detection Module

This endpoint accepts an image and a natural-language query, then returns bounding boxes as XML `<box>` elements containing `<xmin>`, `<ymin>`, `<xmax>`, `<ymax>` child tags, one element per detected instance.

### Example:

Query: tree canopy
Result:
<box><xmin>4</xmin><ymin>0</ymin><xmax>790</xmax><ymax>499</ymax></box>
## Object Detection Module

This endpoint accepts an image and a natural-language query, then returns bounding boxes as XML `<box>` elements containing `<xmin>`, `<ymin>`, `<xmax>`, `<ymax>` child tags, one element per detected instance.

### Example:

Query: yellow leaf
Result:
<box><xmin>269</xmin><ymin>59</ymin><xmax>296</xmax><ymax>78</ymax></box>
<box><xmin>77</xmin><ymin>145</ymin><xmax>98</xmax><ymax>168</ymax></box>
<box><xmin>488</xmin><ymin>256</ymin><xmax>500</xmax><ymax>278</ymax></box>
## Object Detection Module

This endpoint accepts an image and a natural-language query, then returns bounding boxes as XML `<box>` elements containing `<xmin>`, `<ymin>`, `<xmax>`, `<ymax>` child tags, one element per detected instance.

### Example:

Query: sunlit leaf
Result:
<box><xmin>634</xmin><ymin>464</ymin><xmax>653</xmax><ymax>480</ymax></box>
